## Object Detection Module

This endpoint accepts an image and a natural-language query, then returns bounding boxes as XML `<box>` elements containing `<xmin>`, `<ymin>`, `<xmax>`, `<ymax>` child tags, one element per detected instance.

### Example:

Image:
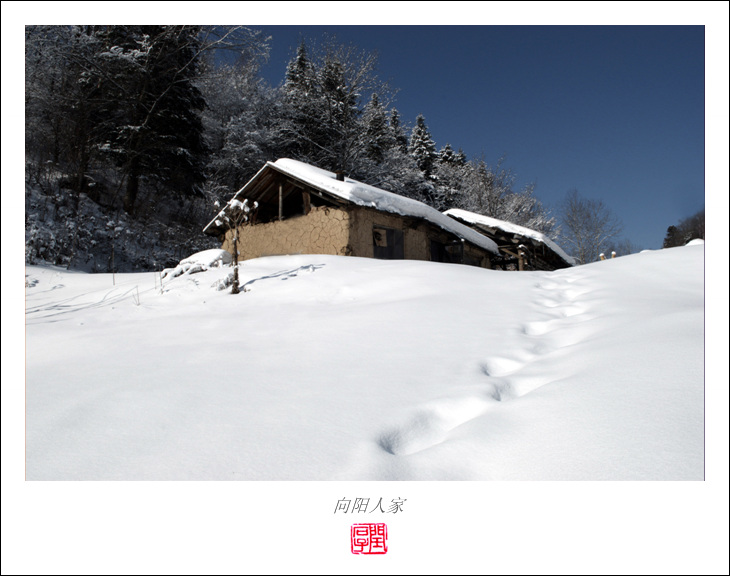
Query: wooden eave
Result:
<box><xmin>204</xmin><ymin>164</ymin><xmax>350</xmax><ymax>236</ymax></box>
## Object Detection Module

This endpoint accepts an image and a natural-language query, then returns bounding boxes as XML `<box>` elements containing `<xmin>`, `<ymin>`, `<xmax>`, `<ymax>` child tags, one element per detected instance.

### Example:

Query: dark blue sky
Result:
<box><xmin>251</xmin><ymin>25</ymin><xmax>705</xmax><ymax>251</ymax></box>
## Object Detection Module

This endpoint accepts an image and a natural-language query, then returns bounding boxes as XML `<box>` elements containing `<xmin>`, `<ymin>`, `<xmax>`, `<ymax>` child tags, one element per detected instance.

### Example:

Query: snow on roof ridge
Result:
<box><xmin>271</xmin><ymin>158</ymin><xmax>499</xmax><ymax>254</ymax></box>
<box><xmin>443</xmin><ymin>208</ymin><xmax>575</xmax><ymax>266</ymax></box>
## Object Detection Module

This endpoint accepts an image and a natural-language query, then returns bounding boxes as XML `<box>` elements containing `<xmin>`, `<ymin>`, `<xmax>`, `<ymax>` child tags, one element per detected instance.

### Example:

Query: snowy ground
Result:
<box><xmin>25</xmin><ymin>243</ymin><xmax>706</xmax><ymax>481</ymax></box>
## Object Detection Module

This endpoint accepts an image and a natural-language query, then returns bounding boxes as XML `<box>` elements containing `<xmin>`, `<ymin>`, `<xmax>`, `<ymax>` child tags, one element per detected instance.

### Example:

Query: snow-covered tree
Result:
<box><xmin>278</xmin><ymin>40</ymin><xmax>318</xmax><ymax>160</ymax></box>
<box><xmin>276</xmin><ymin>38</ymin><xmax>390</xmax><ymax>176</ymax></box>
<box><xmin>317</xmin><ymin>52</ymin><xmax>361</xmax><ymax>169</ymax></box>
<box><xmin>431</xmin><ymin>160</ymin><xmax>467</xmax><ymax>212</ymax></box>
<box><xmin>215</xmin><ymin>198</ymin><xmax>257</xmax><ymax>293</ymax></box>
<box><xmin>358</xmin><ymin>146</ymin><xmax>428</xmax><ymax>203</ymax></box>
<box><xmin>408</xmin><ymin>114</ymin><xmax>438</xmax><ymax>177</ymax></box>
<box><xmin>284</xmin><ymin>40</ymin><xmax>314</xmax><ymax>94</ymax></box>
<box><xmin>428</xmin><ymin>143</ymin><xmax>470</xmax><ymax>211</ymax></box>
<box><xmin>361</xmin><ymin>93</ymin><xmax>394</xmax><ymax>164</ymax></box>
<box><xmin>450</xmin><ymin>158</ymin><xmax>556</xmax><ymax>236</ymax></box>
<box><xmin>499</xmin><ymin>182</ymin><xmax>557</xmax><ymax>236</ymax></box>
<box><xmin>438</xmin><ymin>143</ymin><xmax>459</xmax><ymax>165</ymax></box>
<box><xmin>199</xmin><ymin>58</ymin><xmax>278</xmax><ymax>201</ymax></box>
<box><xmin>389</xmin><ymin>108</ymin><xmax>409</xmax><ymax>152</ymax></box>
<box><xmin>91</xmin><ymin>26</ymin><xmax>208</xmax><ymax>214</ymax></box>
<box><xmin>25</xmin><ymin>26</ymin><xmax>107</xmax><ymax>197</ymax></box>
<box><xmin>25</xmin><ymin>25</ymin><xmax>267</xmax><ymax>213</ymax></box>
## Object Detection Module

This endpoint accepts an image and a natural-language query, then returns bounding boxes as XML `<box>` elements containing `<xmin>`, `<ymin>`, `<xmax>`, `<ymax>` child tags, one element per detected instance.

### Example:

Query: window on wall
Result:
<box><xmin>373</xmin><ymin>226</ymin><xmax>404</xmax><ymax>259</ymax></box>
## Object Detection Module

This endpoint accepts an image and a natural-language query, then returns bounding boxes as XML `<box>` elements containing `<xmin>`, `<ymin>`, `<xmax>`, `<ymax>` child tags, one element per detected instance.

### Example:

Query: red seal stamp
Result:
<box><xmin>351</xmin><ymin>523</ymin><xmax>388</xmax><ymax>554</ymax></box>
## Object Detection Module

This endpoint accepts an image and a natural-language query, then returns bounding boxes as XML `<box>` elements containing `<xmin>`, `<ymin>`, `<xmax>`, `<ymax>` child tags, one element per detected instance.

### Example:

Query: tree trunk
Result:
<box><xmin>231</xmin><ymin>228</ymin><xmax>240</xmax><ymax>294</ymax></box>
<box><xmin>124</xmin><ymin>159</ymin><xmax>140</xmax><ymax>214</ymax></box>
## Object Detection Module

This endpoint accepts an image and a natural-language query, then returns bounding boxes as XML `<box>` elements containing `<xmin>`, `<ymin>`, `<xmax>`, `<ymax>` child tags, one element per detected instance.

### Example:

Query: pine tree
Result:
<box><xmin>438</xmin><ymin>143</ymin><xmax>458</xmax><ymax>165</ymax></box>
<box><xmin>663</xmin><ymin>225</ymin><xmax>682</xmax><ymax>248</ymax></box>
<box><xmin>317</xmin><ymin>53</ymin><xmax>360</xmax><ymax>170</ymax></box>
<box><xmin>284</xmin><ymin>40</ymin><xmax>313</xmax><ymax>94</ymax></box>
<box><xmin>361</xmin><ymin>93</ymin><xmax>394</xmax><ymax>164</ymax></box>
<box><xmin>94</xmin><ymin>26</ymin><xmax>207</xmax><ymax>214</ymax></box>
<box><xmin>408</xmin><ymin>114</ymin><xmax>437</xmax><ymax>177</ymax></box>
<box><xmin>279</xmin><ymin>40</ymin><xmax>318</xmax><ymax>159</ymax></box>
<box><xmin>432</xmin><ymin>147</ymin><xmax>469</xmax><ymax>212</ymax></box>
<box><xmin>389</xmin><ymin>108</ymin><xmax>409</xmax><ymax>152</ymax></box>
<box><xmin>662</xmin><ymin>210</ymin><xmax>704</xmax><ymax>247</ymax></box>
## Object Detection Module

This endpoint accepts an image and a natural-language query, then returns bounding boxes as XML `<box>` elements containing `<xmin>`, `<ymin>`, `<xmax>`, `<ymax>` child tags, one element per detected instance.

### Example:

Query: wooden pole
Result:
<box><xmin>278</xmin><ymin>184</ymin><xmax>283</xmax><ymax>221</ymax></box>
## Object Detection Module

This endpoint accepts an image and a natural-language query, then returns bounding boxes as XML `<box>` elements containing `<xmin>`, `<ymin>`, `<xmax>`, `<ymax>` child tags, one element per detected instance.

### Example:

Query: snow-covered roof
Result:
<box><xmin>205</xmin><ymin>159</ymin><xmax>499</xmax><ymax>255</ymax></box>
<box><xmin>444</xmin><ymin>208</ymin><xmax>575</xmax><ymax>266</ymax></box>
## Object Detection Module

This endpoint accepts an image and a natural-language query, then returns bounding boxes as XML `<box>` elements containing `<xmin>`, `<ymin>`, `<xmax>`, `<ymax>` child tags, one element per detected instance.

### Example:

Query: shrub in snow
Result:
<box><xmin>161</xmin><ymin>249</ymin><xmax>232</xmax><ymax>279</ymax></box>
<box><xmin>25</xmin><ymin>175</ymin><xmax>220</xmax><ymax>273</ymax></box>
<box><xmin>212</xmin><ymin>271</ymin><xmax>236</xmax><ymax>291</ymax></box>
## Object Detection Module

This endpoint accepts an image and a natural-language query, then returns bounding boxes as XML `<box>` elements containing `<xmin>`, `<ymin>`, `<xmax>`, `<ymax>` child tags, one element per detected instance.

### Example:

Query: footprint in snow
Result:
<box><xmin>378</xmin><ymin>386</ymin><xmax>507</xmax><ymax>456</ymax></box>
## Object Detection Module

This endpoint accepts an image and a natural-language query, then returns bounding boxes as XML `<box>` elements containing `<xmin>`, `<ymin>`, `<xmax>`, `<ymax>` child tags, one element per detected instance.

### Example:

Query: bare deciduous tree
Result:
<box><xmin>558</xmin><ymin>189</ymin><xmax>624</xmax><ymax>265</ymax></box>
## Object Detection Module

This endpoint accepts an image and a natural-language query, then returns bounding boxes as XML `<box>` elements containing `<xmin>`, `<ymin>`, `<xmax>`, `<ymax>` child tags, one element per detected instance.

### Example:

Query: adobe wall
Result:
<box><xmin>348</xmin><ymin>208</ymin><xmax>431</xmax><ymax>260</ymax></box>
<box><xmin>222</xmin><ymin>206</ymin><xmax>352</xmax><ymax>260</ymax></box>
<box><xmin>221</xmin><ymin>203</ymin><xmax>493</xmax><ymax>268</ymax></box>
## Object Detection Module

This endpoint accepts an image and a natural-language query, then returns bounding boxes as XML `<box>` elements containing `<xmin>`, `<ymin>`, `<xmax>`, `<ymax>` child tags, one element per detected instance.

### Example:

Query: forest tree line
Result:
<box><xmin>662</xmin><ymin>210</ymin><xmax>705</xmax><ymax>248</ymax></box>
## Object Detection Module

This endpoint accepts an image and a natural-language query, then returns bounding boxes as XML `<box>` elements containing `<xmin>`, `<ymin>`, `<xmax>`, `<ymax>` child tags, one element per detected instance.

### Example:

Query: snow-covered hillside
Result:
<box><xmin>25</xmin><ymin>243</ymin><xmax>705</xmax><ymax>480</ymax></box>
